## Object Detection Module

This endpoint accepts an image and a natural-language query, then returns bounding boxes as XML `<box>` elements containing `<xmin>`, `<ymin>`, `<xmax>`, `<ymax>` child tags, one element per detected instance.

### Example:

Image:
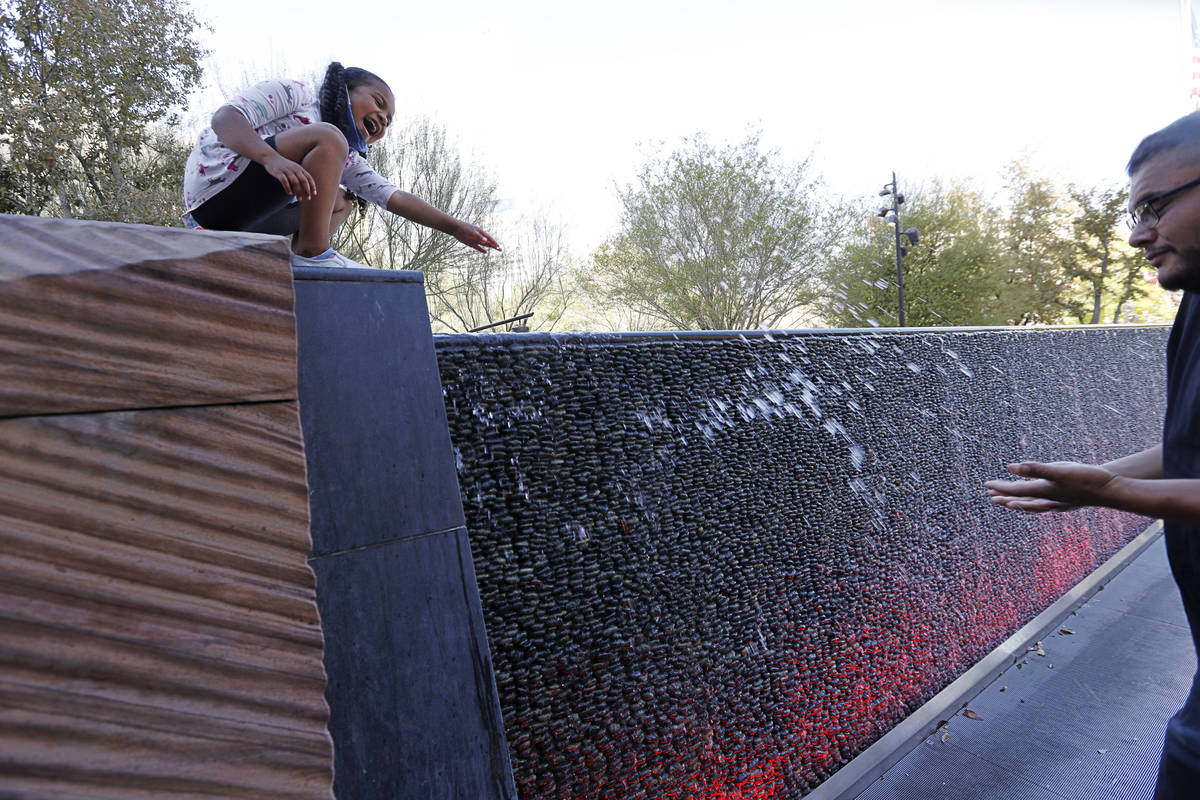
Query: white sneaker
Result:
<box><xmin>291</xmin><ymin>248</ymin><xmax>371</xmax><ymax>269</ymax></box>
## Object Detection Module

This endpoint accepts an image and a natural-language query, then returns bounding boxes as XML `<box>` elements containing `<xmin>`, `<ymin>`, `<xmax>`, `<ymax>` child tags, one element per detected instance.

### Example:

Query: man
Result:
<box><xmin>986</xmin><ymin>111</ymin><xmax>1200</xmax><ymax>798</ymax></box>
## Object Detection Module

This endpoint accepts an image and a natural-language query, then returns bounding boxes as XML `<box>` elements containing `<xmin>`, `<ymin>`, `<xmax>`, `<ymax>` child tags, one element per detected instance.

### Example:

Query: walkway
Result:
<box><xmin>857</xmin><ymin>533</ymin><xmax>1195</xmax><ymax>800</ymax></box>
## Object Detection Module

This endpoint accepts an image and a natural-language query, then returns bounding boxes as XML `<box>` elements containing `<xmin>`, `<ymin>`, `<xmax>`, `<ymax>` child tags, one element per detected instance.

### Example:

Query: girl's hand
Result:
<box><xmin>453</xmin><ymin>222</ymin><xmax>501</xmax><ymax>253</ymax></box>
<box><xmin>263</xmin><ymin>153</ymin><xmax>317</xmax><ymax>201</ymax></box>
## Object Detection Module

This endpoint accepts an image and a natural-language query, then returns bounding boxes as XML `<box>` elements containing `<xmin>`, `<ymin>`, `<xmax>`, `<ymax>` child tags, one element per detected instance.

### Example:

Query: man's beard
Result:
<box><xmin>1159</xmin><ymin>245</ymin><xmax>1200</xmax><ymax>292</ymax></box>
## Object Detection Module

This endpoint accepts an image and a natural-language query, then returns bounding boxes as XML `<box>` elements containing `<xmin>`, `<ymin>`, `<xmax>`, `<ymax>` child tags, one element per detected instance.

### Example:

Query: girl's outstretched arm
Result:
<box><xmin>385</xmin><ymin>190</ymin><xmax>500</xmax><ymax>252</ymax></box>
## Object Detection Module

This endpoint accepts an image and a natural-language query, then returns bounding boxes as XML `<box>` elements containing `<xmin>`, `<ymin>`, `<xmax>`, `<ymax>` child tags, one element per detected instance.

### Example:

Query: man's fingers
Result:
<box><xmin>989</xmin><ymin>495</ymin><xmax>1070</xmax><ymax>511</ymax></box>
<box><xmin>1005</xmin><ymin>498</ymin><xmax>1074</xmax><ymax>512</ymax></box>
<box><xmin>985</xmin><ymin>478</ymin><xmax>1050</xmax><ymax>496</ymax></box>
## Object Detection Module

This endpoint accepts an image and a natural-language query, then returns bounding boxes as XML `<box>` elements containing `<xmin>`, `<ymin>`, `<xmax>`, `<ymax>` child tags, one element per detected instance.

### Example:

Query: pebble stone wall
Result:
<box><xmin>435</xmin><ymin>326</ymin><xmax>1168</xmax><ymax>800</ymax></box>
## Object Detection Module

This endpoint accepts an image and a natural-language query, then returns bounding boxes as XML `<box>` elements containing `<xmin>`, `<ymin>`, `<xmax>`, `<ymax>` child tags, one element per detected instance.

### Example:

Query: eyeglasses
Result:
<box><xmin>1128</xmin><ymin>175</ymin><xmax>1200</xmax><ymax>229</ymax></box>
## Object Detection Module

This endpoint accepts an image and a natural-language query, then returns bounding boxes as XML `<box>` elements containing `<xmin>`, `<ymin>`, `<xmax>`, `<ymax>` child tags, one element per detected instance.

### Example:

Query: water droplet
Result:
<box><xmin>849</xmin><ymin>445</ymin><xmax>866</xmax><ymax>470</ymax></box>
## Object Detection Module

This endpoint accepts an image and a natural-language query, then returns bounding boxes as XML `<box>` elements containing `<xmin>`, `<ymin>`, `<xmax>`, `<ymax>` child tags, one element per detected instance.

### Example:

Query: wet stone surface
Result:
<box><xmin>434</xmin><ymin>327</ymin><xmax>1167</xmax><ymax>799</ymax></box>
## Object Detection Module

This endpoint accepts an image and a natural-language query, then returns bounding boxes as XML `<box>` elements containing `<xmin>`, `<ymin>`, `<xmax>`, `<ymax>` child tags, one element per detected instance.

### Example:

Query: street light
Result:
<box><xmin>877</xmin><ymin>172</ymin><xmax>919</xmax><ymax>327</ymax></box>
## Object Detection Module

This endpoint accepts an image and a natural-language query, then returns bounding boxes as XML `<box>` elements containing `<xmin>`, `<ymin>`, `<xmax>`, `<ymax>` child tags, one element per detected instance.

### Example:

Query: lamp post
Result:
<box><xmin>878</xmin><ymin>172</ymin><xmax>919</xmax><ymax>327</ymax></box>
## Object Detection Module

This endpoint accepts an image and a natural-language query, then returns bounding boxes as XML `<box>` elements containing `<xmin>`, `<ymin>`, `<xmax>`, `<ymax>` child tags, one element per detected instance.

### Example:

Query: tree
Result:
<box><xmin>428</xmin><ymin>216</ymin><xmax>575</xmax><ymax>332</ymax></box>
<box><xmin>333</xmin><ymin>118</ymin><xmax>574</xmax><ymax>332</ymax></box>
<box><xmin>1063</xmin><ymin>183</ymin><xmax>1148</xmax><ymax>324</ymax></box>
<box><xmin>824</xmin><ymin>181</ymin><xmax>1011</xmax><ymax>327</ymax></box>
<box><xmin>1000</xmin><ymin>160</ymin><xmax>1074</xmax><ymax>323</ymax></box>
<box><xmin>335</xmin><ymin>118</ymin><xmax>498</xmax><ymax>280</ymax></box>
<box><xmin>589</xmin><ymin>133</ymin><xmax>836</xmax><ymax>331</ymax></box>
<box><xmin>0</xmin><ymin>0</ymin><xmax>206</xmax><ymax>224</ymax></box>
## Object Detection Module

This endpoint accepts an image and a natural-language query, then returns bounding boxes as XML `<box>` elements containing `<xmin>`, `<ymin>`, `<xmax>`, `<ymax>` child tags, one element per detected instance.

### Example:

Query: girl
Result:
<box><xmin>183</xmin><ymin>62</ymin><xmax>499</xmax><ymax>268</ymax></box>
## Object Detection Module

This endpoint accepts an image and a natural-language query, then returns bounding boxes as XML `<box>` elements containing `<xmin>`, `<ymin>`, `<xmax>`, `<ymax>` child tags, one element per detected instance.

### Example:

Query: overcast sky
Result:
<box><xmin>186</xmin><ymin>0</ymin><xmax>1188</xmax><ymax>252</ymax></box>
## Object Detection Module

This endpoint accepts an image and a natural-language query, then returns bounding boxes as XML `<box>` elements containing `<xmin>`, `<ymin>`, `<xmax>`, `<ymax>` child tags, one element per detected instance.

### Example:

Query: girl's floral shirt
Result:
<box><xmin>183</xmin><ymin>77</ymin><xmax>399</xmax><ymax>214</ymax></box>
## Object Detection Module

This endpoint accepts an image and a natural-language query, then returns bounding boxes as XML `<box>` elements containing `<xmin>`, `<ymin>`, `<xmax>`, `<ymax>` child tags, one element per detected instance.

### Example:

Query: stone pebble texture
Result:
<box><xmin>435</xmin><ymin>326</ymin><xmax>1168</xmax><ymax>800</ymax></box>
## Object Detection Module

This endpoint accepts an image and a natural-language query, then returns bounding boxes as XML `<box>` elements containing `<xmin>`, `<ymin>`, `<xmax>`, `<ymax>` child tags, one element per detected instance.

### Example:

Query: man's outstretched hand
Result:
<box><xmin>985</xmin><ymin>461</ymin><xmax>1121</xmax><ymax>513</ymax></box>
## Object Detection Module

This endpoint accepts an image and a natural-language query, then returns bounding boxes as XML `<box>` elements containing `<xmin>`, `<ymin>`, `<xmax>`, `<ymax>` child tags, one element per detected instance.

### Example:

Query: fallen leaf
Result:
<box><xmin>963</xmin><ymin>709</ymin><xmax>983</xmax><ymax>721</ymax></box>
<box><xmin>1059</xmin><ymin>628</ymin><xmax>1076</xmax><ymax>635</ymax></box>
<box><xmin>941</xmin><ymin>732</ymin><xmax>950</xmax><ymax>743</ymax></box>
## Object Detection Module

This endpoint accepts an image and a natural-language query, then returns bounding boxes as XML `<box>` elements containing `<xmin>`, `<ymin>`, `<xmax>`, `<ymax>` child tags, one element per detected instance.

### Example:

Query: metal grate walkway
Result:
<box><xmin>857</xmin><ymin>533</ymin><xmax>1195</xmax><ymax>800</ymax></box>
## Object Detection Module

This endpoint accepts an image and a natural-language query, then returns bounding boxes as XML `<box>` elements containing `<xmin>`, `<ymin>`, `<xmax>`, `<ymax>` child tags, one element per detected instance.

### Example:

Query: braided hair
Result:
<box><xmin>318</xmin><ymin>61</ymin><xmax>388</xmax><ymax>157</ymax></box>
<box><xmin>319</xmin><ymin>62</ymin><xmax>388</xmax><ymax>216</ymax></box>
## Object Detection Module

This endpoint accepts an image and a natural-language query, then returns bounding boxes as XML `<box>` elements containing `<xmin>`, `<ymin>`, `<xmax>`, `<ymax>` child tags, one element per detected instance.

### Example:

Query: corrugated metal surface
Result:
<box><xmin>0</xmin><ymin>215</ymin><xmax>297</xmax><ymax>418</ymax></box>
<box><xmin>0</xmin><ymin>217</ymin><xmax>333</xmax><ymax>798</ymax></box>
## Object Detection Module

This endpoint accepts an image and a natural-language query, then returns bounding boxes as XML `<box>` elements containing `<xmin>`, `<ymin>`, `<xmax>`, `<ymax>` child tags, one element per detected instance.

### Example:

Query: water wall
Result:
<box><xmin>436</xmin><ymin>326</ymin><xmax>1167</xmax><ymax>799</ymax></box>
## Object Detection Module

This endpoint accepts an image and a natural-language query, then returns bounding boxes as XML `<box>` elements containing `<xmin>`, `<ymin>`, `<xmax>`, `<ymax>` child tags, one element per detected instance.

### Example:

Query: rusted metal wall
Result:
<box><xmin>0</xmin><ymin>216</ymin><xmax>334</xmax><ymax>799</ymax></box>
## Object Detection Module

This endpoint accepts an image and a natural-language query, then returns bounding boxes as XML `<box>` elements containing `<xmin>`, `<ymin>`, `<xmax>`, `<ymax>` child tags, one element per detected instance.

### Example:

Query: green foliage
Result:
<box><xmin>825</xmin><ymin>181</ymin><xmax>1010</xmax><ymax>327</ymax></box>
<box><xmin>828</xmin><ymin>161</ymin><xmax>1160</xmax><ymax>329</ymax></box>
<box><xmin>589</xmin><ymin>133</ymin><xmax>836</xmax><ymax>331</ymax></box>
<box><xmin>0</xmin><ymin>0</ymin><xmax>205</xmax><ymax>223</ymax></box>
<box><xmin>1062</xmin><ymin>183</ymin><xmax>1148</xmax><ymax>324</ymax></box>
<box><xmin>999</xmin><ymin>161</ymin><xmax>1074</xmax><ymax>323</ymax></box>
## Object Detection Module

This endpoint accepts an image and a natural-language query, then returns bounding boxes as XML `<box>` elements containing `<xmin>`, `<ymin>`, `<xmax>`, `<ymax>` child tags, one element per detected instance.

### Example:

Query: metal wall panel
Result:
<box><xmin>293</xmin><ymin>266</ymin><xmax>516</xmax><ymax>800</ymax></box>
